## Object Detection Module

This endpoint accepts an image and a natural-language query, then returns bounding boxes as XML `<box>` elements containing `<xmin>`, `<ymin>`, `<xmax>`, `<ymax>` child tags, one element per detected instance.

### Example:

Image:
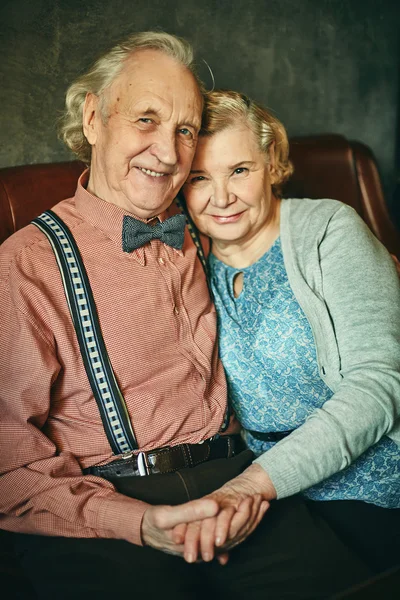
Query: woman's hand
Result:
<box><xmin>172</xmin><ymin>464</ymin><xmax>276</xmax><ymax>563</ymax></box>
<box><xmin>141</xmin><ymin>497</ymin><xmax>219</xmax><ymax>556</ymax></box>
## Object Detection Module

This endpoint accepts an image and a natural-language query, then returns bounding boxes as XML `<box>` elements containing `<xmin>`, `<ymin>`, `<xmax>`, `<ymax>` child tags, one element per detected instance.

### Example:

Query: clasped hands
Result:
<box><xmin>141</xmin><ymin>463</ymin><xmax>276</xmax><ymax>564</ymax></box>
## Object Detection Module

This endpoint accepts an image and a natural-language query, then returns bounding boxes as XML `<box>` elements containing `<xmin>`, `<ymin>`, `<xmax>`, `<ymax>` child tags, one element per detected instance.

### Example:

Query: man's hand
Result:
<box><xmin>141</xmin><ymin>497</ymin><xmax>219</xmax><ymax>556</ymax></box>
<box><xmin>173</xmin><ymin>464</ymin><xmax>276</xmax><ymax>563</ymax></box>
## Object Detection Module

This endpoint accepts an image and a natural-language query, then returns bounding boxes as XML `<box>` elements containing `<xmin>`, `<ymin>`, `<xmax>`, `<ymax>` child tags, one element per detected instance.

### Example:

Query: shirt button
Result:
<box><xmin>158</xmin><ymin>258</ymin><xmax>165</xmax><ymax>265</ymax></box>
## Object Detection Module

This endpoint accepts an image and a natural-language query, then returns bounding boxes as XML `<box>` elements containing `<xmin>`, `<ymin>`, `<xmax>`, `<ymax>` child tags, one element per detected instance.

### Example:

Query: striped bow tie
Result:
<box><xmin>122</xmin><ymin>214</ymin><xmax>186</xmax><ymax>252</ymax></box>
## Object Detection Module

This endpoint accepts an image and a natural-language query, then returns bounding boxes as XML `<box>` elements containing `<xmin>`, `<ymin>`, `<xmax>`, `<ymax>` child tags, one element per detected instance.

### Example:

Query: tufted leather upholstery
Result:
<box><xmin>0</xmin><ymin>135</ymin><xmax>399</xmax><ymax>256</ymax></box>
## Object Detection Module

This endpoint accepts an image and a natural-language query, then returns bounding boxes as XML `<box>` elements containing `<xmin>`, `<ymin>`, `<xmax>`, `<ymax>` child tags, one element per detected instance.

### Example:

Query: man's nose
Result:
<box><xmin>150</xmin><ymin>131</ymin><xmax>178</xmax><ymax>167</ymax></box>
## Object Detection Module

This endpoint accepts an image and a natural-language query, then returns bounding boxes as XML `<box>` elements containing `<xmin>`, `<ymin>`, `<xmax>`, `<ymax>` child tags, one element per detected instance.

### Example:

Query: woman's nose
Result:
<box><xmin>210</xmin><ymin>183</ymin><xmax>233</xmax><ymax>208</ymax></box>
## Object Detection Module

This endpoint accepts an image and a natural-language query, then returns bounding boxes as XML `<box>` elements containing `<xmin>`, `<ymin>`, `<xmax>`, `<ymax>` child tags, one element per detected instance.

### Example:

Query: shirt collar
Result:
<box><xmin>74</xmin><ymin>169</ymin><xmax>184</xmax><ymax>265</ymax></box>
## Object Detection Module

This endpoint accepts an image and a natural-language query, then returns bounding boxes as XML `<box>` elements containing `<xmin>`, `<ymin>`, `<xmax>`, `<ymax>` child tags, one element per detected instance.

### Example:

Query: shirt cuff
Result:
<box><xmin>85</xmin><ymin>491</ymin><xmax>149</xmax><ymax>546</ymax></box>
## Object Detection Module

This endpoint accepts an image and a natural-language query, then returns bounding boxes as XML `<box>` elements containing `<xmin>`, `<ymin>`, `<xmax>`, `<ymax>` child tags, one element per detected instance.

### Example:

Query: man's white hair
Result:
<box><xmin>58</xmin><ymin>31</ymin><xmax>202</xmax><ymax>164</ymax></box>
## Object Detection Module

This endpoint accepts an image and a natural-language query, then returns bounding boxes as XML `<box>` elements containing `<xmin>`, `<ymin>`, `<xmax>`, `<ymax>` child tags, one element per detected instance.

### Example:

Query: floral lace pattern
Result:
<box><xmin>209</xmin><ymin>238</ymin><xmax>400</xmax><ymax>507</ymax></box>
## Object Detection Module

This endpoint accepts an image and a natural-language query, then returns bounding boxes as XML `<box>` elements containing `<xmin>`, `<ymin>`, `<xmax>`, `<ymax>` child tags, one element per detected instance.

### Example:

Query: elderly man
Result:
<box><xmin>0</xmin><ymin>32</ymin><xmax>368</xmax><ymax>599</ymax></box>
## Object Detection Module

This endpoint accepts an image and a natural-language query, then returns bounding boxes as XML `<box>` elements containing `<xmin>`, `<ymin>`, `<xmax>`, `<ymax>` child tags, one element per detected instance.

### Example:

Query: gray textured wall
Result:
<box><xmin>1</xmin><ymin>0</ymin><xmax>399</xmax><ymax>211</ymax></box>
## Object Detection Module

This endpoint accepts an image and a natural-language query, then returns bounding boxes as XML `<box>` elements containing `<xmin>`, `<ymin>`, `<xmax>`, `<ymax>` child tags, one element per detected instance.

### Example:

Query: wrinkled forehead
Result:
<box><xmin>107</xmin><ymin>49</ymin><xmax>203</xmax><ymax>121</ymax></box>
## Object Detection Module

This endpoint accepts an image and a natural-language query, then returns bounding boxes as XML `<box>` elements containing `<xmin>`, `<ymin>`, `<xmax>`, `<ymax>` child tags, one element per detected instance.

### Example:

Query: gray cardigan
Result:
<box><xmin>254</xmin><ymin>198</ymin><xmax>400</xmax><ymax>499</ymax></box>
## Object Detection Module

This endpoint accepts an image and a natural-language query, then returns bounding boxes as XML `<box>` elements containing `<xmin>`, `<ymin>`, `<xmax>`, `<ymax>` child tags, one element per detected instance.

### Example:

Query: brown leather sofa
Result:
<box><xmin>0</xmin><ymin>134</ymin><xmax>399</xmax><ymax>257</ymax></box>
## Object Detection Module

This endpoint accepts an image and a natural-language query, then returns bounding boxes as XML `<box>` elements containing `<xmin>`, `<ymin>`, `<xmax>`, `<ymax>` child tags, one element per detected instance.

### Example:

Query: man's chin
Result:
<box><xmin>122</xmin><ymin>192</ymin><xmax>176</xmax><ymax>218</ymax></box>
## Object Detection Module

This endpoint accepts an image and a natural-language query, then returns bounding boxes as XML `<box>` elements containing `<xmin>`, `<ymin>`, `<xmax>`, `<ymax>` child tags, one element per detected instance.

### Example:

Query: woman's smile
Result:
<box><xmin>210</xmin><ymin>211</ymin><xmax>245</xmax><ymax>224</ymax></box>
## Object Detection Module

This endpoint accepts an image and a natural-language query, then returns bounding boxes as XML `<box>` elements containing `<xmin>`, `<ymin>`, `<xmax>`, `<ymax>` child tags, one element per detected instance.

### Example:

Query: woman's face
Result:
<box><xmin>183</xmin><ymin>125</ymin><xmax>277</xmax><ymax>247</ymax></box>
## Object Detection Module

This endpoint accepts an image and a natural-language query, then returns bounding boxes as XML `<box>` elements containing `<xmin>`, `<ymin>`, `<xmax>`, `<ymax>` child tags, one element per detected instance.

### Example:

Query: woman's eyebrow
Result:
<box><xmin>228</xmin><ymin>160</ymin><xmax>254</xmax><ymax>169</ymax></box>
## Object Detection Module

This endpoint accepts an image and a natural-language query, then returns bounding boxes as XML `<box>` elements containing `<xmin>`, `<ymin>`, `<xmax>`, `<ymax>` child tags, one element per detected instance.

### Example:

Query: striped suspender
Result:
<box><xmin>176</xmin><ymin>193</ymin><xmax>210</xmax><ymax>282</ymax></box>
<box><xmin>32</xmin><ymin>210</ymin><xmax>138</xmax><ymax>455</ymax></box>
<box><xmin>33</xmin><ymin>204</ymin><xmax>229</xmax><ymax>449</ymax></box>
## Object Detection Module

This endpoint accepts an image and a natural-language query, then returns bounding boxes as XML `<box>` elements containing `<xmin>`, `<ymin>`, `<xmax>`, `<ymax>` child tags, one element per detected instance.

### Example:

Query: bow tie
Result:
<box><xmin>122</xmin><ymin>213</ymin><xmax>186</xmax><ymax>253</ymax></box>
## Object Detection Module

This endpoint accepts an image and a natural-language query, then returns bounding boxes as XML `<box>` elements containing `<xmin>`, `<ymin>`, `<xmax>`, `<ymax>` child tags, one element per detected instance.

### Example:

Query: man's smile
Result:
<box><xmin>136</xmin><ymin>166</ymin><xmax>168</xmax><ymax>178</ymax></box>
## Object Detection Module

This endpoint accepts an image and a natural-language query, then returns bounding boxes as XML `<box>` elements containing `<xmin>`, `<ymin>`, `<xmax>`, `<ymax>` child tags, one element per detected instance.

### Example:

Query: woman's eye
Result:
<box><xmin>233</xmin><ymin>167</ymin><xmax>248</xmax><ymax>175</ymax></box>
<box><xmin>138</xmin><ymin>118</ymin><xmax>153</xmax><ymax>124</ymax></box>
<box><xmin>190</xmin><ymin>176</ymin><xmax>206</xmax><ymax>183</ymax></box>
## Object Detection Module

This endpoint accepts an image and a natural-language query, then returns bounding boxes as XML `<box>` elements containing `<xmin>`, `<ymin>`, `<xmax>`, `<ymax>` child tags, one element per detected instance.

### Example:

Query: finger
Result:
<box><xmin>172</xmin><ymin>522</ymin><xmax>187</xmax><ymax>545</ymax></box>
<box><xmin>214</xmin><ymin>506</ymin><xmax>237</xmax><ymax>547</ymax></box>
<box><xmin>216</xmin><ymin>496</ymin><xmax>254</xmax><ymax>546</ymax></box>
<box><xmin>226</xmin><ymin>498</ymin><xmax>269</xmax><ymax>549</ymax></box>
<box><xmin>216</xmin><ymin>552</ymin><xmax>230</xmax><ymax>566</ymax></box>
<box><xmin>154</xmin><ymin>498</ymin><xmax>219</xmax><ymax>531</ymax></box>
<box><xmin>199</xmin><ymin>516</ymin><xmax>217</xmax><ymax>562</ymax></box>
<box><xmin>226</xmin><ymin>496</ymin><xmax>254</xmax><ymax>540</ymax></box>
<box><xmin>183</xmin><ymin>520</ymin><xmax>202</xmax><ymax>563</ymax></box>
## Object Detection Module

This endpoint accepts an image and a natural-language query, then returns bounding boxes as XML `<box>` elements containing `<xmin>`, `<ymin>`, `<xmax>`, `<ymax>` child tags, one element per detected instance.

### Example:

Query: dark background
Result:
<box><xmin>1</xmin><ymin>0</ymin><xmax>399</xmax><ymax>219</ymax></box>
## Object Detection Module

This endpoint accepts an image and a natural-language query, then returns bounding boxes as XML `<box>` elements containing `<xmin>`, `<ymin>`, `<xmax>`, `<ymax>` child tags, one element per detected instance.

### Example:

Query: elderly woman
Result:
<box><xmin>178</xmin><ymin>90</ymin><xmax>400</xmax><ymax>572</ymax></box>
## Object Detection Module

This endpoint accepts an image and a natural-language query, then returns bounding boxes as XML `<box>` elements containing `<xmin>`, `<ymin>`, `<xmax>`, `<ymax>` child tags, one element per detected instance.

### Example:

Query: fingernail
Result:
<box><xmin>215</xmin><ymin>537</ymin><xmax>221</xmax><ymax>546</ymax></box>
<box><xmin>186</xmin><ymin>553</ymin><xmax>194</xmax><ymax>563</ymax></box>
<box><xmin>203</xmin><ymin>553</ymin><xmax>212</xmax><ymax>562</ymax></box>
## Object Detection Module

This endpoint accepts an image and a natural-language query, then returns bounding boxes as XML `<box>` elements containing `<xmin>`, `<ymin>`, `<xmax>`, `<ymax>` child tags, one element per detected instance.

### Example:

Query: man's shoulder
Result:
<box><xmin>0</xmin><ymin>197</ymin><xmax>77</xmax><ymax>281</ymax></box>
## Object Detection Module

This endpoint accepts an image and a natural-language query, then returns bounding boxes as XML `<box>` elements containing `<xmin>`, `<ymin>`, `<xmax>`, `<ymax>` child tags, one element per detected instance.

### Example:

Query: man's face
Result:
<box><xmin>83</xmin><ymin>49</ymin><xmax>203</xmax><ymax>218</ymax></box>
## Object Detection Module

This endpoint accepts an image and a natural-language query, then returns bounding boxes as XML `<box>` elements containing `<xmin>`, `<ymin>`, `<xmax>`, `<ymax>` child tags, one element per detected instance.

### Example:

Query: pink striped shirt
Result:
<box><xmin>0</xmin><ymin>172</ymin><xmax>227</xmax><ymax>545</ymax></box>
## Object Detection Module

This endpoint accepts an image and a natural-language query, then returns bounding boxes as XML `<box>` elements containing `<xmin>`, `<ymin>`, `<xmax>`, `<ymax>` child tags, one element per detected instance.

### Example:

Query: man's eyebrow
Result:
<box><xmin>135</xmin><ymin>106</ymin><xmax>199</xmax><ymax>127</ymax></box>
<box><xmin>189</xmin><ymin>169</ymin><xmax>206</xmax><ymax>174</ymax></box>
<box><xmin>140</xmin><ymin>107</ymin><xmax>161</xmax><ymax>116</ymax></box>
<box><xmin>178</xmin><ymin>120</ymin><xmax>201</xmax><ymax>131</ymax></box>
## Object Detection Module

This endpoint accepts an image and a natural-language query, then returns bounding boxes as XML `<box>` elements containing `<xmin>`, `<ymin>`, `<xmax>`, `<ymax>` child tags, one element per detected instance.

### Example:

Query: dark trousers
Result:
<box><xmin>14</xmin><ymin>451</ymin><xmax>371</xmax><ymax>600</ymax></box>
<box><xmin>306</xmin><ymin>498</ymin><xmax>400</xmax><ymax>574</ymax></box>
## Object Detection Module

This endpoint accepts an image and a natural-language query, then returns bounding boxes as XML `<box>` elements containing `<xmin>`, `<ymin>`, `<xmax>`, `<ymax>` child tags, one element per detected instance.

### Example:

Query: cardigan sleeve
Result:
<box><xmin>254</xmin><ymin>204</ymin><xmax>400</xmax><ymax>498</ymax></box>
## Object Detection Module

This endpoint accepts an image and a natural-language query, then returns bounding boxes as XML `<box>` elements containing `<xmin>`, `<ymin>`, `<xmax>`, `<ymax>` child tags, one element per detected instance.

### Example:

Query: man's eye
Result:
<box><xmin>178</xmin><ymin>128</ymin><xmax>193</xmax><ymax>138</ymax></box>
<box><xmin>138</xmin><ymin>118</ymin><xmax>153</xmax><ymax>124</ymax></box>
<box><xmin>190</xmin><ymin>176</ymin><xmax>206</xmax><ymax>183</ymax></box>
<box><xmin>233</xmin><ymin>167</ymin><xmax>248</xmax><ymax>175</ymax></box>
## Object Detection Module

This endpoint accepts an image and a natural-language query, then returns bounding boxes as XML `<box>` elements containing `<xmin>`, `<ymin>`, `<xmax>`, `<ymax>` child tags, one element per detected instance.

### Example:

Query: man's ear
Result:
<box><xmin>83</xmin><ymin>93</ymin><xmax>99</xmax><ymax>146</ymax></box>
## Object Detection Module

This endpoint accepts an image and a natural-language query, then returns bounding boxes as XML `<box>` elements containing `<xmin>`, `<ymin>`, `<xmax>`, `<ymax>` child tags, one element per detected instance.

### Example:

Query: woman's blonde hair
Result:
<box><xmin>201</xmin><ymin>90</ymin><xmax>293</xmax><ymax>197</ymax></box>
<box><xmin>58</xmin><ymin>31</ymin><xmax>202</xmax><ymax>164</ymax></box>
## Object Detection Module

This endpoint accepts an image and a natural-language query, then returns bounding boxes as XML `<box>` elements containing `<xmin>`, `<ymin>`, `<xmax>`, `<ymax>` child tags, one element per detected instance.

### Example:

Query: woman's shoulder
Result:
<box><xmin>282</xmin><ymin>197</ymin><xmax>353</xmax><ymax>221</ymax></box>
<box><xmin>281</xmin><ymin>197</ymin><xmax>368</xmax><ymax>240</ymax></box>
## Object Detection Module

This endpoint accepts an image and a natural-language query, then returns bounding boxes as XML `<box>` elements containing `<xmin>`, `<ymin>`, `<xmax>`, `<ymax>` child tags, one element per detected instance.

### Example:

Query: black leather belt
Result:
<box><xmin>83</xmin><ymin>435</ymin><xmax>245</xmax><ymax>480</ymax></box>
<box><xmin>247</xmin><ymin>429</ymin><xmax>293</xmax><ymax>442</ymax></box>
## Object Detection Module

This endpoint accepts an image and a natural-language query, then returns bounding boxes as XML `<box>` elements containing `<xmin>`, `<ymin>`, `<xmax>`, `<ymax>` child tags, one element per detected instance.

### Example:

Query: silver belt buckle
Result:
<box><xmin>137</xmin><ymin>451</ymin><xmax>149</xmax><ymax>476</ymax></box>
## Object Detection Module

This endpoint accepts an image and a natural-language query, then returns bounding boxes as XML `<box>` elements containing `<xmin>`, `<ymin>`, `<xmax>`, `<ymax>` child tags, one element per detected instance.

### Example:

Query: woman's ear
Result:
<box><xmin>82</xmin><ymin>93</ymin><xmax>99</xmax><ymax>146</ymax></box>
<box><xmin>267</xmin><ymin>142</ymin><xmax>277</xmax><ymax>183</ymax></box>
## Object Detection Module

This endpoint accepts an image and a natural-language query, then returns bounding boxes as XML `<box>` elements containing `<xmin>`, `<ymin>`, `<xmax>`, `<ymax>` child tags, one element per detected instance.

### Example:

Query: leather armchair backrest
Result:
<box><xmin>285</xmin><ymin>134</ymin><xmax>399</xmax><ymax>256</ymax></box>
<box><xmin>0</xmin><ymin>161</ymin><xmax>85</xmax><ymax>244</ymax></box>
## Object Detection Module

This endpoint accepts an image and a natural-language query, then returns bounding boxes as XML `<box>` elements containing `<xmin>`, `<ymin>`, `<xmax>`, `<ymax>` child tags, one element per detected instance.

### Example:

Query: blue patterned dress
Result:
<box><xmin>209</xmin><ymin>238</ymin><xmax>400</xmax><ymax>507</ymax></box>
